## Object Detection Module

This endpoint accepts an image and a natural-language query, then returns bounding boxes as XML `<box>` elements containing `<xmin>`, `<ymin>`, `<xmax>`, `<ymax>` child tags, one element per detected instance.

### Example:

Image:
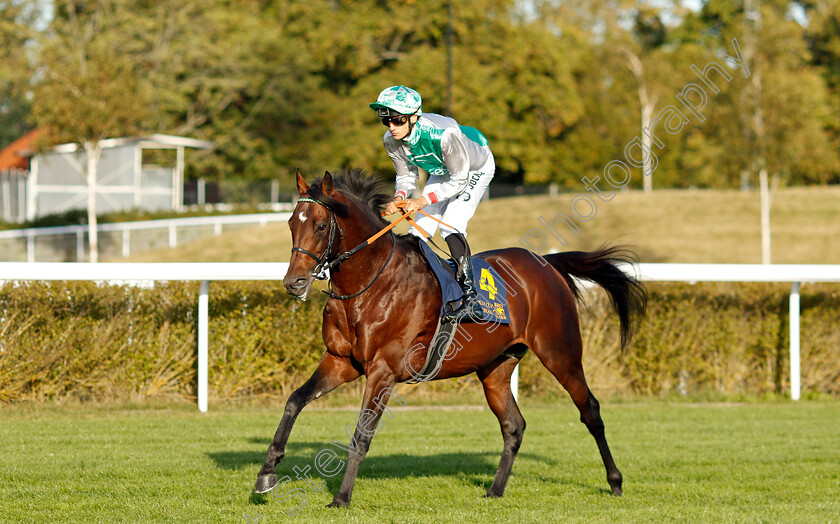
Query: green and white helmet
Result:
<box><xmin>369</xmin><ymin>85</ymin><xmax>423</xmax><ymax>117</ymax></box>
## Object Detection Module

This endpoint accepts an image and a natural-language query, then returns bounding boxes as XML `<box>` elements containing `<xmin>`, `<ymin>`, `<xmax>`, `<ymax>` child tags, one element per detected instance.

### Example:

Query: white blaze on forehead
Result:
<box><xmin>298</xmin><ymin>211</ymin><xmax>307</xmax><ymax>223</ymax></box>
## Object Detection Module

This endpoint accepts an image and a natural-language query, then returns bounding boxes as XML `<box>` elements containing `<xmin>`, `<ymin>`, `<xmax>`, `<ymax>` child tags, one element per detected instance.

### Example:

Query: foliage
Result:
<box><xmin>693</xmin><ymin>0</ymin><xmax>839</xmax><ymax>186</ymax></box>
<box><xmin>1</xmin><ymin>281</ymin><xmax>838</xmax><ymax>404</ymax></box>
<box><xmin>29</xmin><ymin>0</ymin><xmax>151</xmax><ymax>146</ymax></box>
<box><xmin>0</xmin><ymin>281</ymin><xmax>327</xmax><ymax>403</ymax></box>
<box><xmin>0</xmin><ymin>2</ymin><xmax>39</xmax><ymax>149</ymax></box>
<box><xmin>519</xmin><ymin>282</ymin><xmax>840</xmax><ymax>399</ymax></box>
<box><xmin>4</xmin><ymin>1</ymin><xmax>840</xmax><ymax>188</ymax></box>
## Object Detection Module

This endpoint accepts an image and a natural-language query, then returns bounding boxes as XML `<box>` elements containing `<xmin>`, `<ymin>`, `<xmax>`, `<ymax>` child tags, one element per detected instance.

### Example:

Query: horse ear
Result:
<box><xmin>322</xmin><ymin>170</ymin><xmax>335</xmax><ymax>196</ymax></box>
<box><xmin>295</xmin><ymin>168</ymin><xmax>308</xmax><ymax>196</ymax></box>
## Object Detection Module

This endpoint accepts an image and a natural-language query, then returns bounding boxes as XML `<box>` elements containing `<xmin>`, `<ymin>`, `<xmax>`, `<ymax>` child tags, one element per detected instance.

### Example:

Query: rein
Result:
<box><xmin>292</xmin><ymin>196</ymin><xmax>463</xmax><ymax>300</ymax></box>
<box><xmin>293</xmin><ymin>197</ymin><xmax>403</xmax><ymax>300</ymax></box>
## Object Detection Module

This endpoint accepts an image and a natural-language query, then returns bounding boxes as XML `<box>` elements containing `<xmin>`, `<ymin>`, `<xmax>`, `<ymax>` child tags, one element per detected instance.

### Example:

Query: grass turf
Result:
<box><xmin>1</xmin><ymin>400</ymin><xmax>838</xmax><ymax>523</ymax></box>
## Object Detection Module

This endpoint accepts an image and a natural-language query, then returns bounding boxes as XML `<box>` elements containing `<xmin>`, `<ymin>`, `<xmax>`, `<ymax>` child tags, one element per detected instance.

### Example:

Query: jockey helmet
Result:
<box><xmin>369</xmin><ymin>85</ymin><xmax>423</xmax><ymax>117</ymax></box>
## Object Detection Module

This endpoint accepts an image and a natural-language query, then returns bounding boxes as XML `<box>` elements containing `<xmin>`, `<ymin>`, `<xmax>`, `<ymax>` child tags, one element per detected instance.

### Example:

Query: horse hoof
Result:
<box><xmin>254</xmin><ymin>473</ymin><xmax>279</xmax><ymax>494</ymax></box>
<box><xmin>611</xmin><ymin>486</ymin><xmax>623</xmax><ymax>497</ymax></box>
<box><xmin>484</xmin><ymin>490</ymin><xmax>504</xmax><ymax>498</ymax></box>
<box><xmin>326</xmin><ymin>497</ymin><xmax>350</xmax><ymax>508</ymax></box>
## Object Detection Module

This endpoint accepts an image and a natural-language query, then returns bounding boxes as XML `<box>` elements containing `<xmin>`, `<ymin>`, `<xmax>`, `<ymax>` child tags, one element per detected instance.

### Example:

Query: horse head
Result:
<box><xmin>284</xmin><ymin>168</ymin><xmax>401</xmax><ymax>300</ymax></box>
<box><xmin>283</xmin><ymin>169</ymin><xmax>344</xmax><ymax>300</ymax></box>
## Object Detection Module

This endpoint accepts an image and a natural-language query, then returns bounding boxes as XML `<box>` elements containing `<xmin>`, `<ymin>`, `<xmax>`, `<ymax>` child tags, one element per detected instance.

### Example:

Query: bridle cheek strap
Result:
<box><xmin>291</xmin><ymin>199</ymin><xmax>342</xmax><ymax>281</ymax></box>
<box><xmin>291</xmin><ymin>196</ymin><xmax>394</xmax><ymax>300</ymax></box>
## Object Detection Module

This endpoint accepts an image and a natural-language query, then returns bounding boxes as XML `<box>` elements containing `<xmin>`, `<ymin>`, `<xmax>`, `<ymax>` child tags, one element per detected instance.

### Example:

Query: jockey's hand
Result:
<box><xmin>381</xmin><ymin>197</ymin><xmax>405</xmax><ymax>217</ymax></box>
<box><xmin>400</xmin><ymin>197</ymin><xmax>428</xmax><ymax>215</ymax></box>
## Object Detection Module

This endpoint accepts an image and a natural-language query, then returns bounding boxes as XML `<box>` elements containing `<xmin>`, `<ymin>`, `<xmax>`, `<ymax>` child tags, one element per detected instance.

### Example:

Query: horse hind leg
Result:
<box><xmin>576</xmin><ymin>387</ymin><xmax>623</xmax><ymax>496</ymax></box>
<box><xmin>478</xmin><ymin>355</ymin><xmax>526</xmax><ymax>498</ymax></box>
<box><xmin>531</xmin><ymin>333</ymin><xmax>623</xmax><ymax>496</ymax></box>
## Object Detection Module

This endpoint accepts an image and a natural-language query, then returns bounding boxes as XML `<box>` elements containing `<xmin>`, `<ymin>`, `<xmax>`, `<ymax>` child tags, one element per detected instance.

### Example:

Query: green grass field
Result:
<box><xmin>2</xmin><ymin>401</ymin><xmax>838</xmax><ymax>523</ymax></box>
<box><xmin>8</xmin><ymin>185</ymin><xmax>838</xmax><ymax>522</ymax></box>
<box><xmin>112</xmin><ymin>185</ymin><xmax>840</xmax><ymax>264</ymax></box>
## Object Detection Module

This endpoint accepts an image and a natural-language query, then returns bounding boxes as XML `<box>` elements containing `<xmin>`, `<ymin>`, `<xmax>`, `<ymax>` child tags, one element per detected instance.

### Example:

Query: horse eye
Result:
<box><xmin>317</xmin><ymin>223</ymin><xmax>327</xmax><ymax>232</ymax></box>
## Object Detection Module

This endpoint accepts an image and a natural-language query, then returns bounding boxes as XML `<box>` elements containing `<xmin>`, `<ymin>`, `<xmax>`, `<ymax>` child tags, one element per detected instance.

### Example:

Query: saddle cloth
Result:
<box><xmin>407</xmin><ymin>241</ymin><xmax>513</xmax><ymax>383</ymax></box>
<box><xmin>418</xmin><ymin>240</ymin><xmax>511</xmax><ymax>325</ymax></box>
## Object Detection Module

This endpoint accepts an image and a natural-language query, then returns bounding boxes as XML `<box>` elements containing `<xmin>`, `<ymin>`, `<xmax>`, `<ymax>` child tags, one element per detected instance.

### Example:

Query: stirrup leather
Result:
<box><xmin>443</xmin><ymin>256</ymin><xmax>483</xmax><ymax>322</ymax></box>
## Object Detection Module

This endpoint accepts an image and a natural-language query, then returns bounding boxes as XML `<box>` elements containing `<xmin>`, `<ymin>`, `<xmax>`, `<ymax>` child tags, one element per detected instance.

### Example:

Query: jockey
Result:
<box><xmin>371</xmin><ymin>85</ymin><xmax>495</xmax><ymax>322</ymax></box>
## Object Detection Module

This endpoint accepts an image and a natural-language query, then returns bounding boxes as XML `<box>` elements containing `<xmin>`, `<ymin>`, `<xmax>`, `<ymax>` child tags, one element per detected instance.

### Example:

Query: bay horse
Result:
<box><xmin>255</xmin><ymin>169</ymin><xmax>646</xmax><ymax>507</ymax></box>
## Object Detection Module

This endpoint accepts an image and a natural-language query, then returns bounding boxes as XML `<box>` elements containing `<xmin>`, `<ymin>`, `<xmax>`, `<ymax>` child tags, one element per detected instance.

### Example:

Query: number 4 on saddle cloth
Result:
<box><xmin>418</xmin><ymin>241</ymin><xmax>511</xmax><ymax>325</ymax></box>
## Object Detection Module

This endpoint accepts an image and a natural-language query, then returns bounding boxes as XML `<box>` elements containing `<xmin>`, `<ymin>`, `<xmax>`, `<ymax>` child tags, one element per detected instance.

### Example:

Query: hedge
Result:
<box><xmin>0</xmin><ymin>281</ymin><xmax>837</xmax><ymax>404</ymax></box>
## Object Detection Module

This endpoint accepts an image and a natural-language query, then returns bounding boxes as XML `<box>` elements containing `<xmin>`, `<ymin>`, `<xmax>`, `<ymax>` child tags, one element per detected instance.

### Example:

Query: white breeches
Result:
<box><xmin>409</xmin><ymin>153</ymin><xmax>495</xmax><ymax>239</ymax></box>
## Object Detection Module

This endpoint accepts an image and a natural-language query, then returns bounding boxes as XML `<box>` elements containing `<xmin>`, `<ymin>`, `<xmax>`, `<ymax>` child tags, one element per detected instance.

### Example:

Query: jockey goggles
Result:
<box><xmin>381</xmin><ymin>114</ymin><xmax>409</xmax><ymax>127</ymax></box>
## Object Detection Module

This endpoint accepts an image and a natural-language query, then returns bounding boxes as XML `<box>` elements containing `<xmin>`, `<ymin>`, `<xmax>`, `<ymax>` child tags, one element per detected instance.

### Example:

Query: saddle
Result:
<box><xmin>417</xmin><ymin>240</ymin><xmax>511</xmax><ymax>324</ymax></box>
<box><xmin>408</xmin><ymin>240</ymin><xmax>511</xmax><ymax>383</ymax></box>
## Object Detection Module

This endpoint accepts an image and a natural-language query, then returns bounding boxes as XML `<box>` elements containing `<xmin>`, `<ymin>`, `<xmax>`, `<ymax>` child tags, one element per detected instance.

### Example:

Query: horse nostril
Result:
<box><xmin>294</xmin><ymin>278</ymin><xmax>307</xmax><ymax>288</ymax></box>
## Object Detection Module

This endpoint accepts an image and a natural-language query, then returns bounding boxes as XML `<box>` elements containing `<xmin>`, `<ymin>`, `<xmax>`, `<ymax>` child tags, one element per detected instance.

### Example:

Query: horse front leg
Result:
<box><xmin>255</xmin><ymin>352</ymin><xmax>360</xmax><ymax>493</ymax></box>
<box><xmin>328</xmin><ymin>367</ymin><xmax>399</xmax><ymax>508</ymax></box>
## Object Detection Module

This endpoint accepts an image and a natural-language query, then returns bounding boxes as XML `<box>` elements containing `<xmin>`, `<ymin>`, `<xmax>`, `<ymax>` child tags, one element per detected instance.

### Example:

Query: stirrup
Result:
<box><xmin>443</xmin><ymin>253</ymin><xmax>482</xmax><ymax>323</ymax></box>
<box><xmin>443</xmin><ymin>291</ymin><xmax>483</xmax><ymax>323</ymax></box>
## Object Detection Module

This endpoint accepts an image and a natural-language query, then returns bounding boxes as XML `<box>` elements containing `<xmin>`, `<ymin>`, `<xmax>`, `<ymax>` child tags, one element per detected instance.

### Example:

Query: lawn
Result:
<box><xmin>112</xmin><ymin>185</ymin><xmax>840</xmax><ymax>264</ymax></box>
<box><xmin>10</xmin><ymin>185</ymin><xmax>839</xmax><ymax>523</ymax></box>
<box><xmin>1</xmin><ymin>401</ymin><xmax>838</xmax><ymax>523</ymax></box>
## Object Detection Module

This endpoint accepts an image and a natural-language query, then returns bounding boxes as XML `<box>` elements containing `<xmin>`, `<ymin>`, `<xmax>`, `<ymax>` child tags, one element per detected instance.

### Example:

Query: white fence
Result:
<box><xmin>1</xmin><ymin>262</ymin><xmax>838</xmax><ymax>410</ymax></box>
<box><xmin>511</xmin><ymin>263</ymin><xmax>840</xmax><ymax>402</ymax></box>
<box><xmin>634</xmin><ymin>264</ymin><xmax>840</xmax><ymax>402</ymax></box>
<box><xmin>0</xmin><ymin>212</ymin><xmax>292</xmax><ymax>262</ymax></box>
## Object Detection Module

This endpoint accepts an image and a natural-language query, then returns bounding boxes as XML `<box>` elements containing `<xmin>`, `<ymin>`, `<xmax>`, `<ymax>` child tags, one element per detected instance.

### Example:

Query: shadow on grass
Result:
<box><xmin>210</xmin><ymin>441</ymin><xmax>563</xmax><ymax>499</ymax></box>
<box><xmin>208</xmin><ymin>440</ymin><xmax>329</xmax><ymax>471</ymax></box>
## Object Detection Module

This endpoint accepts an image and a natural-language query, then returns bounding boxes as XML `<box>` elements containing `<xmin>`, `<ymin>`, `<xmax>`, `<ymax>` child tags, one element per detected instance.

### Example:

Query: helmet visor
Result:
<box><xmin>374</xmin><ymin>107</ymin><xmax>404</xmax><ymax>118</ymax></box>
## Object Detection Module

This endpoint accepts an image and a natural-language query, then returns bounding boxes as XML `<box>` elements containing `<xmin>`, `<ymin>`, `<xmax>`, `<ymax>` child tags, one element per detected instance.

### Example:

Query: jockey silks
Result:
<box><xmin>383</xmin><ymin>112</ymin><xmax>494</xmax><ymax>205</ymax></box>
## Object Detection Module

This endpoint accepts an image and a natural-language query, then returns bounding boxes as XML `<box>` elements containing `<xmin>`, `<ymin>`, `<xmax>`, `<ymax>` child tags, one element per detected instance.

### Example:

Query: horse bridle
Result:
<box><xmin>291</xmin><ymin>196</ymin><xmax>395</xmax><ymax>300</ymax></box>
<box><xmin>291</xmin><ymin>197</ymin><xmax>344</xmax><ymax>281</ymax></box>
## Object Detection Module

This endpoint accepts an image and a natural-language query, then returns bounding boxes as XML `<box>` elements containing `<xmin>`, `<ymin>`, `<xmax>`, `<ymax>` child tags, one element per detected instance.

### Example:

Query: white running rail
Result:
<box><xmin>0</xmin><ymin>212</ymin><xmax>292</xmax><ymax>262</ymax></box>
<box><xmin>512</xmin><ymin>263</ymin><xmax>840</xmax><ymax>403</ymax></box>
<box><xmin>1</xmin><ymin>262</ymin><xmax>838</xmax><ymax>409</ymax></box>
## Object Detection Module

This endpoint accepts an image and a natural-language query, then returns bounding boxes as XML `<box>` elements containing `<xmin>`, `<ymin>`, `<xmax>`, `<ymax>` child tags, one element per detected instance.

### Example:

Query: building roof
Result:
<box><xmin>46</xmin><ymin>134</ymin><xmax>215</xmax><ymax>155</ymax></box>
<box><xmin>3</xmin><ymin>131</ymin><xmax>215</xmax><ymax>160</ymax></box>
<box><xmin>0</xmin><ymin>129</ymin><xmax>39</xmax><ymax>170</ymax></box>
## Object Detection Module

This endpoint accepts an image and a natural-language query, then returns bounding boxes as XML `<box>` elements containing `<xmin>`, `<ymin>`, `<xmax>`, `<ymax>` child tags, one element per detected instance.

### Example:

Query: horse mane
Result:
<box><xmin>307</xmin><ymin>168</ymin><xmax>391</xmax><ymax>227</ymax></box>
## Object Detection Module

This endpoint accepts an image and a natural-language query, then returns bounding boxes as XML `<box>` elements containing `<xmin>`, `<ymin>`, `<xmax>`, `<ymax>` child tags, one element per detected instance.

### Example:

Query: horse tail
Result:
<box><xmin>543</xmin><ymin>245</ymin><xmax>647</xmax><ymax>350</ymax></box>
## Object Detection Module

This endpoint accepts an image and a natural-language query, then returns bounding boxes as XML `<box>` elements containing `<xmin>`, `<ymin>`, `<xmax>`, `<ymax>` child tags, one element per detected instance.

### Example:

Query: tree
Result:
<box><xmin>538</xmin><ymin>0</ymin><xmax>699</xmax><ymax>191</ymax></box>
<box><xmin>696</xmin><ymin>0</ymin><xmax>839</xmax><ymax>262</ymax></box>
<box><xmin>0</xmin><ymin>1</ymin><xmax>40</xmax><ymax>149</ymax></box>
<box><xmin>621</xmin><ymin>5</ymin><xmax>678</xmax><ymax>192</ymax></box>
<box><xmin>29</xmin><ymin>0</ymin><xmax>151</xmax><ymax>262</ymax></box>
<box><xmin>10</xmin><ymin>0</ymin><xmax>838</xmax><ymax>214</ymax></box>
<box><xmin>455</xmin><ymin>1</ymin><xmax>585</xmax><ymax>184</ymax></box>
<box><xmin>803</xmin><ymin>0</ymin><xmax>840</xmax><ymax>184</ymax></box>
<box><xmin>133</xmin><ymin>1</ymin><xmax>324</xmax><ymax>182</ymax></box>
<box><xmin>260</xmin><ymin>0</ymin><xmax>586</xmax><ymax>185</ymax></box>
<box><xmin>26</xmin><ymin>0</ymin><xmax>306</xmax><ymax>257</ymax></box>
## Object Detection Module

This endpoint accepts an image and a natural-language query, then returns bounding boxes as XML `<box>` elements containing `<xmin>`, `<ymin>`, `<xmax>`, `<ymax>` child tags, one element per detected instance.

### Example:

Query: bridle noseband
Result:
<box><xmin>291</xmin><ymin>196</ymin><xmax>395</xmax><ymax>300</ymax></box>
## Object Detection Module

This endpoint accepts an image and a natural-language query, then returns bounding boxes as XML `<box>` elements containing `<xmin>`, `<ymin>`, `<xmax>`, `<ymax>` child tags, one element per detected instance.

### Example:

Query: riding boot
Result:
<box><xmin>443</xmin><ymin>253</ymin><xmax>482</xmax><ymax>322</ymax></box>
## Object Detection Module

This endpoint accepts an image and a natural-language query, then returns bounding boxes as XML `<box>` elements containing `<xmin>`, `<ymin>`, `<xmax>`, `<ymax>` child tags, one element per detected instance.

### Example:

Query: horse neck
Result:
<box><xmin>329</xmin><ymin>204</ymin><xmax>396</xmax><ymax>291</ymax></box>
